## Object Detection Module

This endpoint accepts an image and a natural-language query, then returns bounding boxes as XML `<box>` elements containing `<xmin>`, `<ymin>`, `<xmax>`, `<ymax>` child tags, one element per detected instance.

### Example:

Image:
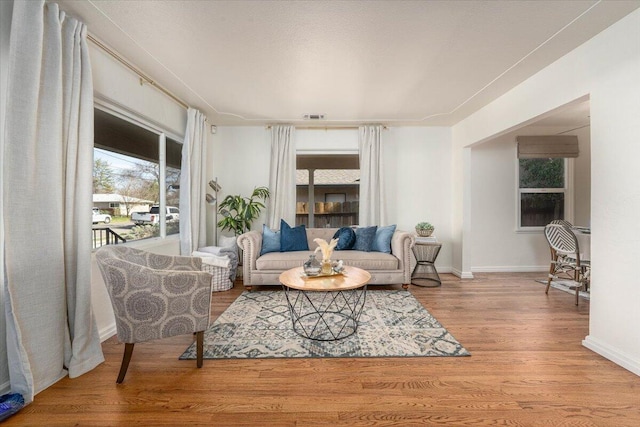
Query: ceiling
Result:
<box><xmin>57</xmin><ymin>0</ymin><xmax>639</xmax><ymax>127</ymax></box>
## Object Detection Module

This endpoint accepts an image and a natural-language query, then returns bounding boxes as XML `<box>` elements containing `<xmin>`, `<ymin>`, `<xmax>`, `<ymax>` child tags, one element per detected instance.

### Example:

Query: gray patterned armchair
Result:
<box><xmin>96</xmin><ymin>246</ymin><xmax>213</xmax><ymax>383</ymax></box>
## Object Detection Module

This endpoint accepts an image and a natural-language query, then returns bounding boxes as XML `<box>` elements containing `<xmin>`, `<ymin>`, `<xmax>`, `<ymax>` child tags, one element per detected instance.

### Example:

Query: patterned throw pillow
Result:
<box><xmin>260</xmin><ymin>224</ymin><xmax>280</xmax><ymax>255</ymax></box>
<box><xmin>280</xmin><ymin>219</ymin><xmax>309</xmax><ymax>252</ymax></box>
<box><xmin>332</xmin><ymin>226</ymin><xmax>356</xmax><ymax>250</ymax></box>
<box><xmin>372</xmin><ymin>224</ymin><xmax>396</xmax><ymax>253</ymax></box>
<box><xmin>353</xmin><ymin>226</ymin><xmax>378</xmax><ymax>252</ymax></box>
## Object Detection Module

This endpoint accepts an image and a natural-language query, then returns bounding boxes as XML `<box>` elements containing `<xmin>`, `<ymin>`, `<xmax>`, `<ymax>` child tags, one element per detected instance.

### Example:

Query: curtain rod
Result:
<box><xmin>265</xmin><ymin>125</ymin><xmax>389</xmax><ymax>130</ymax></box>
<box><xmin>87</xmin><ymin>34</ymin><xmax>189</xmax><ymax>110</ymax></box>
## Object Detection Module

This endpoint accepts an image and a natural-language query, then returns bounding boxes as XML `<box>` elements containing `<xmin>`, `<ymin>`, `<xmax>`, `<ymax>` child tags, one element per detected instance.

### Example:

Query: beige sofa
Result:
<box><xmin>237</xmin><ymin>227</ymin><xmax>415</xmax><ymax>289</ymax></box>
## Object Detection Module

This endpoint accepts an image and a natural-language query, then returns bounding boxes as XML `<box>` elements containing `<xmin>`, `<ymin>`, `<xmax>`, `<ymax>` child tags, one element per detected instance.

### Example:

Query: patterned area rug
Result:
<box><xmin>180</xmin><ymin>290</ymin><xmax>469</xmax><ymax>359</ymax></box>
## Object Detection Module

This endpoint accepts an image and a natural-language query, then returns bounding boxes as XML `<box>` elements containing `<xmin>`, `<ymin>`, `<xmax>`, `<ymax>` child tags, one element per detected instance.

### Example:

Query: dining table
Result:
<box><xmin>572</xmin><ymin>226</ymin><xmax>591</xmax><ymax>261</ymax></box>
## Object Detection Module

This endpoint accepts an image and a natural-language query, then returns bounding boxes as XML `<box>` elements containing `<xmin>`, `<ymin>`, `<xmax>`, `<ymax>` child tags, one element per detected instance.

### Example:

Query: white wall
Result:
<box><xmin>452</xmin><ymin>9</ymin><xmax>640</xmax><ymax>375</ymax></box>
<box><xmin>469</xmin><ymin>125</ymin><xmax>591</xmax><ymax>272</ymax></box>
<box><xmin>384</xmin><ymin>127</ymin><xmax>453</xmax><ymax>270</ymax></box>
<box><xmin>209</xmin><ymin>127</ymin><xmax>271</xmax><ymax>242</ymax></box>
<box><xmin>210</xmin><ymin>126</ymin><xmax>454</xmax><ymax>270</ymax></box>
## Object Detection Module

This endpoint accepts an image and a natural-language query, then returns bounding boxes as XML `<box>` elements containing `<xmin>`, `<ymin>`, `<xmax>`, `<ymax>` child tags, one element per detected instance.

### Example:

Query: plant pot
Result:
<box><xmin>416</xmin><ymin>228</ymin><xmax>434</xmax><ymax>237</ymax></box>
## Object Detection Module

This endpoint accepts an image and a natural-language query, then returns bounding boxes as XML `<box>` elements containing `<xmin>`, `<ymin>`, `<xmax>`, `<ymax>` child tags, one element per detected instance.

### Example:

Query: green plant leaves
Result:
<box><xmin>217</xmin><ymin>186</ymin><xmax>270</xmax><ymax>235</ymax></box>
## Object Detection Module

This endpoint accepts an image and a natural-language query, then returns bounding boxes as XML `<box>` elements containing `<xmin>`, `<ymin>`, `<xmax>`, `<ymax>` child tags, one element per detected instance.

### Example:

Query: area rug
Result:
<box><xmin>180</xmin><ymin>290</ymin><xmax>470</xmax><ymax>359</ymax></box>
<box><xmin>536</xmin><ymin>279</ymin><xmax>590</xmax><ymax>300</ymax></box>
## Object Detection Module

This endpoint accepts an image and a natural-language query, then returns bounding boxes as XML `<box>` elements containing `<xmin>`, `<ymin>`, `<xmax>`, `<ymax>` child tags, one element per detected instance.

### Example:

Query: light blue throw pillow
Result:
<box><xmin>353</xmin><ymin>226</ymin><xmax>378</xmax><ymax>252</ymax></box>
<box><xmin>372</xmin><ymin>224</ymin><xmax>397</xmax><ymax>253</ymax></box>
<box><xmin>280</xmin><ymin>219</ymin><xmax>309</xmax><ymax>252</ymax></box>
<box><xmin>260</xmin><ymin>224</ymin><xmax>280</xmax><ymax>255</ymax></box>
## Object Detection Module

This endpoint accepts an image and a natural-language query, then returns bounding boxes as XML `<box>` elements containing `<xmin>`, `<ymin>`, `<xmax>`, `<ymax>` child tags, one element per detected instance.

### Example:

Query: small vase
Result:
<box><xmin>321</xmin><ymin>259</ymin><xmax>333</xmax><ymax>275</ymax></box>
<box><xmin>303</xmin><ymin>254</ymin><xmax>321</xmax><ymax>276</ymax></box>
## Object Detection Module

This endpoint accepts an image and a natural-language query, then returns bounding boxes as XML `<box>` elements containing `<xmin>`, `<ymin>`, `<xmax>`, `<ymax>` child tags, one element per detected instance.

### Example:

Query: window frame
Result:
<box><xmin>94</xmin><ymin>99</ymin><xmax>183</xmax><ymax>244</ymax></box>
<box><xmin>296</xmin><ymin>153</ymin><xmax>360</xmax><ymax>228</ymax></box>
<box><xmin>515</xmin><ymin>156</ymin><xmax>574</xmax><ymax>232</ymax></box>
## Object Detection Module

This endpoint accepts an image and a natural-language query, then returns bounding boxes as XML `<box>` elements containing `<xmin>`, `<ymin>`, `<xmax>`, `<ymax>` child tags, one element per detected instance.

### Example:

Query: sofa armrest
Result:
<box><xmin>391</xmin><ymin>230</ymin><xmax>415</xmax><ymax>283</ymax></box>
<box><xmin>237</xmin><ymin>231</ymin><xmax>262</xmax><ymax>285</ymax></box>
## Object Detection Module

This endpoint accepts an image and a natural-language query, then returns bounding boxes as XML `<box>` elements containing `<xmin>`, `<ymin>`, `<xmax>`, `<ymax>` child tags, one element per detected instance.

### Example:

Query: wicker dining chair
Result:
<box><xmin>543</xmin><ymin>223</ymin><xmax>590</xmax><ymax>305</ymax></box>
<box><xmin>95</xmin><ymin>246</ymin><xmax>213</xmax><ymax>383</ymax></box>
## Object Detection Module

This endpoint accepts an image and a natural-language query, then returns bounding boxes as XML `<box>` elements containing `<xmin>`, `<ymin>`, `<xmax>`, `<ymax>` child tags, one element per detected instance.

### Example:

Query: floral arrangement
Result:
<box><xmin>314</xmin><ymin>238</ymin><xmax>339</xmax><ymax>262</ymax></box>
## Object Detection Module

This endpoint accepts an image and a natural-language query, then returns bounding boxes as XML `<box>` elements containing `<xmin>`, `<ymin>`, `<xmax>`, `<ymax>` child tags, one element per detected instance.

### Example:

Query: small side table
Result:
<box><xmin>412</xmin><ymin>238</ymin><xmax>442</xmax><ymax>287</ymax></box>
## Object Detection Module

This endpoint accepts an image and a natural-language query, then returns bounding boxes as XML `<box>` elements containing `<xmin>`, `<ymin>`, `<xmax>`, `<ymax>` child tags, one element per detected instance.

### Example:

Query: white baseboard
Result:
<box><xmin>583</xmin><ymin>336</ymin><xmax>640</xmax><ymax>377</ymax></box>
<box><xmin>99</xmin><ymin>323</ymin><xmax>117</xmax><ymax>343</ymax></box>
<box><xmin>471</xmin><ymin>265</ymin><xmax>548</xmax><ymax>273</ymax></box>
<box><xmin>451</xmin><ymin>268</ymin><xmax>474</xmax><ymax>279</ymax></box>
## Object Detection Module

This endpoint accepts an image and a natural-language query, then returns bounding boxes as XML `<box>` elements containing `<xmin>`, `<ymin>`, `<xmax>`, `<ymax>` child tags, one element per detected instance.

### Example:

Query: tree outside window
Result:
<box><xmin>518</xmin><ymin>158</ymin><xmax>567</xmax><ymax>227</ymax></box>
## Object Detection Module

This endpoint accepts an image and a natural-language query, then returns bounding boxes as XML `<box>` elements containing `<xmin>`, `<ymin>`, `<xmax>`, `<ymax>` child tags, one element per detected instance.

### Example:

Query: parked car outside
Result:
<box><xmin>131</xmin><ymin>206</ymin><xmax>179</xmax><ymax>225</ymax></box>
<box><xmin>92</xmin><ymin>208</ymin><xmax>112</xmax><ymax>224</ymax></box>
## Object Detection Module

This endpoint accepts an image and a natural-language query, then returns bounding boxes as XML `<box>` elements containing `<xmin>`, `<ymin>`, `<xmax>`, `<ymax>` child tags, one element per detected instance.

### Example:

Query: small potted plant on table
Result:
<box><xmin>415</xmin><ymin>222</ymin><xmax>435</xmax><ymax>237</ymax></box>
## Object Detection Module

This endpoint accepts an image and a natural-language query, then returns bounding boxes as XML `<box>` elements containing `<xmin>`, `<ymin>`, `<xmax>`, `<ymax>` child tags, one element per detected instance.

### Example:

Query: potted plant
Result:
<box><xmin>415</xmin><ymin>222</ymin><xmax>435</xmax><ymax>237</ymax></box>
<box><xmin>217</xmin><ymin>186</ymin><xmax>270</xmax><ymax>236</ymax></box>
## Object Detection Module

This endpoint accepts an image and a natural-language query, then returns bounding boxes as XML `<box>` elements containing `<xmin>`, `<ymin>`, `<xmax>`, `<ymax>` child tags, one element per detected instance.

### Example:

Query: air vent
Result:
<box><xmin>303</xmin><ymin>114</ymin><xmax>326</xmax><ymax>120</ymax></box>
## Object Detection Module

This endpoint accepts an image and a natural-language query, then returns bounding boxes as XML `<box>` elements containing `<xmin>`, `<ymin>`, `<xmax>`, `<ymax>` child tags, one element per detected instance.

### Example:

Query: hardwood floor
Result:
<box><xmin>6</xmin><ymin>273</ymin><xmax>640</xmax><ymax>426</ymax></box>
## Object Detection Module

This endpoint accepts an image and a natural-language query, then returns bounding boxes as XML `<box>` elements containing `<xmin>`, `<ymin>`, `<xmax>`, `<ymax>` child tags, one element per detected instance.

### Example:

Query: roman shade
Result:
<box><xmin>516</xmin><ymin>135</ymin><xmax>579</xmax><ymax>158</ymax></box>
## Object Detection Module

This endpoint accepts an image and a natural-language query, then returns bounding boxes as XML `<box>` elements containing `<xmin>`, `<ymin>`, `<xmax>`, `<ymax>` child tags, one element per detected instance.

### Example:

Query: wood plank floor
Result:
<box><xmin>6</xmin><ymin>273</ymin><xmax>640</xmax><ymax>426</ymax></box>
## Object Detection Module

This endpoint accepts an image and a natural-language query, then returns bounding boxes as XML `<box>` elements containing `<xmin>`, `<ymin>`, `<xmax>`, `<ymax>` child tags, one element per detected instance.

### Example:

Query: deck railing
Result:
<box><xmin>92</xmin><ymin>227</ymin><xmax>126</xmax><ymax>249</ymax></box>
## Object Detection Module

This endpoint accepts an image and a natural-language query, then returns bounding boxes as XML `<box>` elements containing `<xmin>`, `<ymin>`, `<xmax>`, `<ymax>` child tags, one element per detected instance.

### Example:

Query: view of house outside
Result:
<box><xmin>92</xmin><ymin>108</ymin><xmax>182</xmax><ymax>248</ymax></box>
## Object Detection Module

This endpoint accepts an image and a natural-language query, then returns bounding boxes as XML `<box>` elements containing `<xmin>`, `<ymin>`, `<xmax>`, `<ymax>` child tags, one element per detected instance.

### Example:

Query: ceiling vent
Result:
<box><xmin>303</xmin><ymin>114</ymin><xmax>325</xmax><ymax>120</ymax></box>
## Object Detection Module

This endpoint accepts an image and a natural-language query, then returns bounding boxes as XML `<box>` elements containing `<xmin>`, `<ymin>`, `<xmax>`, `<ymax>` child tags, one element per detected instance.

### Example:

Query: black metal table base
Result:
<box><xmin>411</xmin><ymin>242</ymin><xmax>442</xmax><ymax>287</ymax></box>
<box><xmin>283</xmin><ymin>285</ymin><xmax>367</xmax><ymax>341</ymax></box>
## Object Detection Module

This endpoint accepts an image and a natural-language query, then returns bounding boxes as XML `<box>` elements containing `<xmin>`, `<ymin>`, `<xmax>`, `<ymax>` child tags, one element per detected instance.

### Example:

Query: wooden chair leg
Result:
<box><xmin>196</xmin><ymin>331</ymin><xmax>204</xmax><ymax>368</ymax></box>
<box><xmin>117</xmin><ymin>343</ymin><xmax>134</xmax><ymax>384</ymax></box>
<box><xmin>546</xmin><ymin>250</ymin><xmax>556</xmax><ymax>295</ymax></box>
<box><xmin>402</xmin><ymin>284</ymin><xmax>409</xmax><ymax>290</ymax></box>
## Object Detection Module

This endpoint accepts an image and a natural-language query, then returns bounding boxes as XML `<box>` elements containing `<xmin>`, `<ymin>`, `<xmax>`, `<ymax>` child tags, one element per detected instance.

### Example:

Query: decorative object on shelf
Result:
<box><xmin>314</xmin><ymin>237</ymin><xmax>339</xmax><ymax>275</ymax></box>
<box><xmin>217</xmin><ymin>186</ymin><xmax>270</xmax><ymax>236</ymax></box>
<box><xmin>303</xmin><ymin>254</ymin><xmax>322</xmax><ymax>277</ymax></box>
<box><xmin>415</xmin><ymin>221</ymin><xmax>435</xmax><ymax>237</ymax></box>
<box><xmin>332</xmin><ymin>259</ymin><xmax>345</xmax><ymax>274</ymax></box>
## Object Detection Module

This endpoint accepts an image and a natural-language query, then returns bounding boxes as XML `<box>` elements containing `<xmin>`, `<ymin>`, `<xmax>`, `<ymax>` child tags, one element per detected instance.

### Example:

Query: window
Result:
<box><xmin>92</xmin><ymin>108</ymin><xmax>182</xmax><ymax>246</ymax></box>
<box><xmin>296</xmin><ymin>155</ymin><xmax>359</xmax><ymax>228</ymax></box>
<box><xmin>518</xmin><ymin>158</ymin><xmax>571</xmax><ymax>228</ymax></box>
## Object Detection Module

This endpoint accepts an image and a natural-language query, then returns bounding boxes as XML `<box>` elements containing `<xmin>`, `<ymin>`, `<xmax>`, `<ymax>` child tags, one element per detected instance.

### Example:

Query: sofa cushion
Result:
<box><xmin>280</xmin><ymin>219</ymin><xmax>309</xmax><ymax>252</ymax></box>
<box><xmin>372</xmin><ymin>224</ymin><xmax>396</xmax><ymax>254</ymax></box>
<box><xmin>256</xmin><ymin>250</ymin><xmax>399</xmax><ymax>271</ymax></box>
<box><xmin>353</xmin><ymin>226</ymin><xmax>378</xmax><ymax>252</ymax></box>
<box><xmin>260</xmin><ymin>224</ymin><xmax>280</xmax><ymax>255</ymax></box>
<box><xmin>333</xmin><ymin>227</ymin><xmax>356</xmax><ymax>250</ymax></box>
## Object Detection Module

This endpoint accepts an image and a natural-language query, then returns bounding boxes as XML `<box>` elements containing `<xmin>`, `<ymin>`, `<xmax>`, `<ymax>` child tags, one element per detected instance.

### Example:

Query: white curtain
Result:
<box><xmin>267</xmin><ymin>125</ymin><xmax>296</xmax><ymax>229</ymax></box>
<box><xmin>179</xmin><ymin>108</ymin><xmax>208</xmax><ymax>254</ymax></box>
<box><xmin>358</xmin><ymin>125</ymin><xmax>386</xmax><ymax>226</ymax></box>
<box><xmin>2</xmin><ymin>0</ymin><xmax>104</xmax><ymax>402</ymax></box>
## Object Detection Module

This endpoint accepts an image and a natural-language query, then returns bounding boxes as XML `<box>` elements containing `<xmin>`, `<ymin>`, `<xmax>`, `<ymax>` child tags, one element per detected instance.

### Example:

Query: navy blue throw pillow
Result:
<box><xmin>280</xmin><ymin>219</ymin><xmax>309</xmax><ymax>252</ymax></box>
<box><xmin>332</xmin><ymin>227</ymin><xmax>356</xmax><ymax>250</ymax></box>
<box><xmin>260</xmin><ymin>224</ymin><xmax>281</xmax><ymax>255</ymax></box>
<box><xmin>372</xmin><ymin>224</ymin><xmax>396</xmax><ymax>253</ymax></box>
<box><xmin>353</xmin><ymin>226</ymin><xmax>378</xmax><ymax>252</ymax></box>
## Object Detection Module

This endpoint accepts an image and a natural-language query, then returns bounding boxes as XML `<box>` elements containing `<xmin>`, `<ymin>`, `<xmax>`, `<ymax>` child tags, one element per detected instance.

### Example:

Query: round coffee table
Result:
<box><xmin>279</xmin><ymin>265</ymin><xmax>371</xmax><ymax>341</ymax></box>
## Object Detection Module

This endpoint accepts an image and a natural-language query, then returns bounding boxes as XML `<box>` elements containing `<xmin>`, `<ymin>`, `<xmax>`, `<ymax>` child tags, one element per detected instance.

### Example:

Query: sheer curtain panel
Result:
<box><xmin>268</xmin><ymin>125</ymin><xmax>296</xmax><ymax>229</ymax></box>
<box><xmin>180</xmin><ymin>108</ymin><xmax>208</xmax><ymax>254</ymax></box>
<box><xmin>2</xmin><ymin>0</ymin><xmax>104</xmax><ymax>402</ymax></box>
<box><xmin>358</xmin><ymin>125</ymin><xmax>386</xmax><ymax>226</ymax></box>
